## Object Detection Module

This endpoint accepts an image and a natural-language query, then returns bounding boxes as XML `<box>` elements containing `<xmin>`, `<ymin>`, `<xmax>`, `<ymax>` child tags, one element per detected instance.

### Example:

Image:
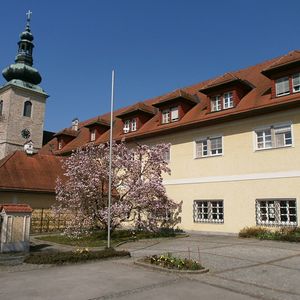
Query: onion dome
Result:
<box><xmin>2</xmin><ymin>11</ymin><xmax>42</xmax><ymax>86</ymax></box>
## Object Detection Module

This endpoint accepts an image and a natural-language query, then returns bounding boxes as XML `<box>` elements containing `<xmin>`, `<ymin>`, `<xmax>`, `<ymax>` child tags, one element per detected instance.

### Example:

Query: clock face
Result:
<box><xmin>21</xmin><ymin>128</ymin><xmax>31</xmax><ymax>139</ymax></box>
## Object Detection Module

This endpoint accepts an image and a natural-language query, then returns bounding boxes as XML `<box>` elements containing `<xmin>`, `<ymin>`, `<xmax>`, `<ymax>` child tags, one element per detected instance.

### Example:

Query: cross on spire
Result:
<box><xmin>26</xmin><ymin>10</ymin><xmax>32</xmax><ymax>25</ymax></box>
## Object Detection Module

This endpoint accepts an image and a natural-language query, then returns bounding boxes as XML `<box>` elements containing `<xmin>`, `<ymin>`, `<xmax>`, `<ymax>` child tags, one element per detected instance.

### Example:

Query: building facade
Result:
<box><xmin>41</xmin><ymin>50</ymin><xmax>300</xmax><ymax>234</ymax></box>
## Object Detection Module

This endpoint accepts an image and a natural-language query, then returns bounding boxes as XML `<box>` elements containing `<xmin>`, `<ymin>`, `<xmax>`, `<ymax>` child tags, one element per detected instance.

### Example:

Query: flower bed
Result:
<box><xmin>138</xmin><ymin>253</ymin><xmax>208</xmax><ymax>273</ymax></box>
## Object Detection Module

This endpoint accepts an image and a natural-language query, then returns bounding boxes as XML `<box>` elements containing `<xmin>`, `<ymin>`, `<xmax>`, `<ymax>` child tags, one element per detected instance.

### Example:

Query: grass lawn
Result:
<box><xmin>36</xmin><ymin>229</ymin><xmax>182</xmax><ymax>248</ymax></box>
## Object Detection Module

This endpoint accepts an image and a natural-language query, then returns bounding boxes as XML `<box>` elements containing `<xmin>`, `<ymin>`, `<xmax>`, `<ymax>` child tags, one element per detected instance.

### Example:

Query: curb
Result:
<box><xmin>134</xmin><ymin>259</ymin><xmax>209</xmax><ymax>274</ymax></box>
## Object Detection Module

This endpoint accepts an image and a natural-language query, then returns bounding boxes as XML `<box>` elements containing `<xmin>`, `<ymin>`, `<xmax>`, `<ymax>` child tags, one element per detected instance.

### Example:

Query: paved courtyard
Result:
<box><xmin>1</xmin><ymin>234</ymin><xmax>300</xmax><ymax>299</ymax></box>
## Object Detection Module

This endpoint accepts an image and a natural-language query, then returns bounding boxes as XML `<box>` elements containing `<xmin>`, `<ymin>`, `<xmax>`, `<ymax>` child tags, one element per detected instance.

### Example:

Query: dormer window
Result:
<box><xmin>123</xmin><ymin>118</ymin><xmax>137</xmax><ymax>133</ymax></box>
<box><xmin>162</xmin><ymin>107</ymin><xmax>179</xmax><ymax>124</ymax></box>
<box><xmin>275</xmin><ymin>77</ymin><xmax>290</xmax><ymax>97</ymax></box>
<box><xmin>211</xmin><ymin>96</ymin><xmax>221</xmax><ymax>112</ymax></box>
<box><xmin>90</xmin><ymin>129</ymin><xmax>96</xmax><ymax>141</ymax></box>
<box><xmin>210</xmin><ymin>91</ymin><xmax>234</xmax><ymax>112</ymax></box>
<box><xmin>292</xmin><ymin>73</ymin><xmax>300</xmax><ymax>92</ymax></box>
<box><xmin>131</xmin><ymin>118</ymin><xmax>137</xmax><ymax>131</ymax></box>
<box><xmin>223</xmin><ymin>92</ymin><xmax>234</xmax><ymax>109</ymax></box>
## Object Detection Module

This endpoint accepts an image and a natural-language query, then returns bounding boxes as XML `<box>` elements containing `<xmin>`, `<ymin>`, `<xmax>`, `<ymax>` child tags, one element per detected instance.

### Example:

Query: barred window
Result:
<box><xmin>195</xmin><ymin>136</ymin><xmax>223</xmax><ymax>158</ymax></box>
<box><xmin>255</xmin><ymin>124</ymin><xmax>292</xmax><ymax>150</ymax></box>
<box><xmin>256</xmin><ymin>199</ymin><xmax>297</xmax><ymax>226</ymax></box>
<box><xmin>193</xmin><ymin>200</ymin><xmax>224</xmax><ymax>223</ymax></box>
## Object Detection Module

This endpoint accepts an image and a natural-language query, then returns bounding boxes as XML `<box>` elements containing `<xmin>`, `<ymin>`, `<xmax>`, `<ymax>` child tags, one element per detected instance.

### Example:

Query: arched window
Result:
<box><xmin>0</xmin><ymin>100</ymin><xmax>3</xmax><ymax>116</ymax></box>
<box><xmin>23</xmin><ymin>101</ymin><xmax>32</xmax><ymax>117</ymax></box>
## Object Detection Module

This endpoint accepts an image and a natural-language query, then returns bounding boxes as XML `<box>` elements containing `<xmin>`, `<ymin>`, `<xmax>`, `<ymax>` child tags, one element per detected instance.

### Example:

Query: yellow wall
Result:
<box><xmin>138</xmin><ymin>108</ymin><xmax>300</xmax><ymax>233</ymax></box>
<box><xmin>0</xmin><ymin>191</ymin><xmax>55</xmax><ymax>209</ymax></box>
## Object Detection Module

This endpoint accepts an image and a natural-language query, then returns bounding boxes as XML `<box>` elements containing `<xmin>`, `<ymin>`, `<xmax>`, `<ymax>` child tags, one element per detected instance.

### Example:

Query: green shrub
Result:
<box><xmin>239</xmin><ymin>226</ymin><xmax>300</xmax><ymax>242</ymax></box>
<box><xmin>239</xmin><ymin>226</ymin><xmax>270</xmax><ymax>238</ymax></box>
<box><xmin>24</xmin><ymin>248</ymin><xmax>130</xmax><ymax>265</ymax></box>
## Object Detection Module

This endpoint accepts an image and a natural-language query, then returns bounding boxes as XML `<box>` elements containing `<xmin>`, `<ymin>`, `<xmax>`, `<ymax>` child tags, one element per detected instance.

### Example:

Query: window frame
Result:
<box><xmin>275</xmin><ymin>76</ymin><xmax>290</xmax><ymax>97</ymax></box>
<box><xmin>256</xmin><ymin>198</ymin><xmax>297</xmax><ymax>226</ymax></box>
<box><xmin>194</xmin><ymin>135</ymin><xmax>223</xmax><ymax>158</ymax></box>
<box><xmin>131</xmin><ymin>118</ymin><xmax>137</xmax><ymax>131</ymax></box>
<box><xmin>254</xmin><ymin>122</ymin><xmax>293</xmax><ymax>151</ymax></box>
<box><xmin>90</xmin><ymin>129</ymin><xmax>96</xmax><ymax>142</ymax></box>
<box><xmin>0</xmin><ymin>100</ymin><xmax>3</xmax><ymax>116</ymax></box>
<box><xmin>223</xmin><ymin>92</ymin><xmax>234</xmax><ymax>109</ymax></box>
<box><xmin>211</xmin><ymin>95</ymin><xmax>221</xmax><ymax>112</ymax></box>
<box><xmin>23</xmin><ymin>100</ymin><xmax>32</xmax><ymax>118</ymax></box>
<box><xmin>193</xmin><ymin>200</ymin><xmax>224</xmax><ymax>223</ymax></box>
<box><xmin>292</xmin><ymin>73</ymin><xmax>300</xmax><ymax>93</ymax></box>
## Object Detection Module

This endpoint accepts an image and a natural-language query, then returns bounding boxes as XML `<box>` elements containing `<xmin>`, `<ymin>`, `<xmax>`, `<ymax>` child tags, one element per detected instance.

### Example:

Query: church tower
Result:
<box><xmin>0</xmin><ymin>11</ymin><xmax>48</xmax><ymax>159</ymax></box>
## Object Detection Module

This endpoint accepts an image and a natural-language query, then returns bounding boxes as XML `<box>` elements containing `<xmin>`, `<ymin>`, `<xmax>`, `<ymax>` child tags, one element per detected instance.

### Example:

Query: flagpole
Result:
<box><xmin>107</xmin><ymin>70</ymin><xmax>115</xmax><ymax>248</ymax></box>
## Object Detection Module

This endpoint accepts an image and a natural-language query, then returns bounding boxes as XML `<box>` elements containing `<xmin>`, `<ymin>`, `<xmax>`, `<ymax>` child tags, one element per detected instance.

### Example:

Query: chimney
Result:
<box><xmin>72</xmin><ymin>118</ymin><xmax>79</xmax><ymax>131</ymax></box>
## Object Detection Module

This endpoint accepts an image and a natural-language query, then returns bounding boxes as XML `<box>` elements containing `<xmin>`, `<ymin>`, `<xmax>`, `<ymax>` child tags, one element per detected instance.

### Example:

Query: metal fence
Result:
<box><xmin>30</xmin><ymin>209</ymin><xmax>70</xmax><ymax>234</ymax></box>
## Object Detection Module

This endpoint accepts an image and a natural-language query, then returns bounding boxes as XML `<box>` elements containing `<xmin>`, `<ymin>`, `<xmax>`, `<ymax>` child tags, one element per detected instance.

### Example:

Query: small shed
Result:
<box><xmin>0</xmin><ymin>204</ymin><xmax>32</xmax><ymax>252</ymax></box>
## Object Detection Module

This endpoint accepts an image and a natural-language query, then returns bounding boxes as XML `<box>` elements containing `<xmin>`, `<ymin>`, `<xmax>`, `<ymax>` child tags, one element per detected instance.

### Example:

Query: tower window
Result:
<box><xmin>0</xmin><ymin>100</ymin><xmax>3</xmax><ymax>116</ymax></box>
<box><xmin>23</xmin><ymin>101</ymin><xmax>32</xmax><ymax>117</ymax></box>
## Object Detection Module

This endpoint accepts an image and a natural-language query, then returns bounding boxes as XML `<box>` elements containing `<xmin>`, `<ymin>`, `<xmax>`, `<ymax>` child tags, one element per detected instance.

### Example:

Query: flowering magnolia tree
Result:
<box><xmin>54</xmin><ymin>142</ymin><xmax>182</xmax><ymax>236</ymax></box>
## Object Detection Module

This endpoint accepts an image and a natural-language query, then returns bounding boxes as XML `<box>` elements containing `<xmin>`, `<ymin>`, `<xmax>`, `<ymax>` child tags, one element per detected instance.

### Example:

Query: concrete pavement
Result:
<box><xmin>1</xmin><ymin>234</ymin><xmax>300</xmax><ymax>299</ymax></box>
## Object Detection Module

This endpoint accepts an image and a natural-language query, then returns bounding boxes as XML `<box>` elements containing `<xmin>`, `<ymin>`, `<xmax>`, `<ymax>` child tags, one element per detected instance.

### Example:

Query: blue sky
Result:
<box><xmin>1</xmin><ymin>0</ymin><xmax>300</xmax><ymax>132</ymax></box>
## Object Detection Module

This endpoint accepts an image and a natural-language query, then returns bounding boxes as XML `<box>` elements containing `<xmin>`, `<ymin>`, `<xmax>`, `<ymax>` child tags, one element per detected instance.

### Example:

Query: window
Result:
<box><xmin>123</xmin><ymin>120</ymin><xmax>130</xmax><ymax>133</ymax></box>
<box><xmin>292</xmin><ymin>73</ymin><xmax>300</xmax><ymax>93</ymax></box>
<box><xmin>256</xmin><ymin>199</ymin><xmax>297</xmax><ymax>226</ymax></box>
<box><xmin>90</xmin><ymin>129</ymin><xmax>96</xmax><ymax>141</ymax></box>
<box><xmin>195</xmin><ymin>136</ymin><xmax>223</xmax><ymax>158</ymax></box>
<box><xmin>223</xmin><ymin>92</ymin><xmax>233</xmax><ymax>109</ymax></box>
<box><xmin>162</xmin><ymin>107</ymin><xmax>179</xmax><ymax>124</ymax></box>
<box><xmin>23</xmin><ymin>101</ymin><xmax>32</xmax><ymax>117</ymax></box>
<box><xmin>58</xmin><ymin>140</ymin><xmax>62</xmax><ymax>150</ymax></box>
<box><xmin>194</xmin><ymin>200</ymin><xmax>224</xmax><ymax>223</ymax></box>
<box><xmin>124</xmin><ymin>118</ymin><xmax>137</xmax><ymax>133</ymax></box>
<box><xmin>131</xmin><ymin>118</ymin><xmax>137</xmax><ymax>131</ymax></box>
<box><xmin>255</xmin><ymin>124</ymin><xmax>292</xmax><ymax>150</ymax></box>
<box><xmin>0</xmin><ymin>100</ymin><xmax>3</xmax><ymax>116</ymax></box>
<box><xmin>170</xmin><ymin>107</ymin><xmax>179</xmax><ymax>122</ymax></box>
<box><xmin>211</xmin><ymin>96</ymin><xmax>221</xmax><ymax>112</ymax></box>
<box><xmin>275</xmin><ymin>77</ymin><xmax>290</xmax><ymax>96</ymax></box>
<box><xmin>162</xmin><ymin>109</ymin><xmax>170</xmax><ymax>124</ymax></box>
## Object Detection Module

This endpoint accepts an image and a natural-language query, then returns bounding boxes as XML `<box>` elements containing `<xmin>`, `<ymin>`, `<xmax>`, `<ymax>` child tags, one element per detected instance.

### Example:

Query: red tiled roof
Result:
<box><xmin>0</xmin><ymin>203</ymin><xmax>32</xmax><ymax>213</ymax></box>
<box><xmin>116</xmin><ymin>102</ymin><xmax>156</xmax><ymax>118</ymax></box>
<box><xmin>41</xmin><ymin>50</ymin><xmax>300</xmax><ymax>155</ymax></box>
<box><xmin>153</xmin><ymin>89</ymin><xmax>199</xmax><ymax>107</ymax></box>
<box><xmin>54</xmin><ymin>128</ymin><xmax>78</xmax><ymax>137</ymax></box>
<box><xmin>0</xmin><ymin>151</ymin><xmax>64</xmax><ymax>192</ymax></box>
<box><xmin>263</xmin><ymin>50</ymin><xmax>300</xmax><ymax>73</ymax></box>
<box><xmin>84</xmin><ymin>117</ymin><xmax>110</xmax><ymax>128</ymax></box>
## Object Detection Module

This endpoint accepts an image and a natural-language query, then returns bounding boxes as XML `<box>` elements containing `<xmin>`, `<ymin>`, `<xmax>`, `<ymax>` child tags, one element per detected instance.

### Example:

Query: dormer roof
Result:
<box><xmin>153</xmin><ymin>89</ymin><xmax>199</xmax><ymax>107</ymax></box>
<box><xmin>54</xmin><ymin>128</ymin><xmax>79</xmax><ymax>138</ymax></box>
<box><xmin>116</xmin><ymin>102</ymin><xmax>156</xmax><ymax>119</ymax></box>
<box><xmin>262</xmin><ymin>50</ymin><xmax>300</xmax><ymax>77</ymax></box>
<box><xmin>199</xmin><ymin>72</ymin><xmax>253</xmax><ymax>95</ymax></box>
<box><xmin>84</xmin><ymin>117</ymin><xmax>110</xmax><ymax>128</ymax></box>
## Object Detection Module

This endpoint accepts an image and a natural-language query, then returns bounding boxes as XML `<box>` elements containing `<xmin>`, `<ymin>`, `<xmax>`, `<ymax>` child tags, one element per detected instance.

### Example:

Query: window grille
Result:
<box><xmin>256</xmin><ymin>199</ymin><xmax>297</xmax><ymax>226</ymax></box>
<box><xmin>194</xmin><ymin>200</ymin><xmax>224</xmax><ymax>223</ymax></box>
